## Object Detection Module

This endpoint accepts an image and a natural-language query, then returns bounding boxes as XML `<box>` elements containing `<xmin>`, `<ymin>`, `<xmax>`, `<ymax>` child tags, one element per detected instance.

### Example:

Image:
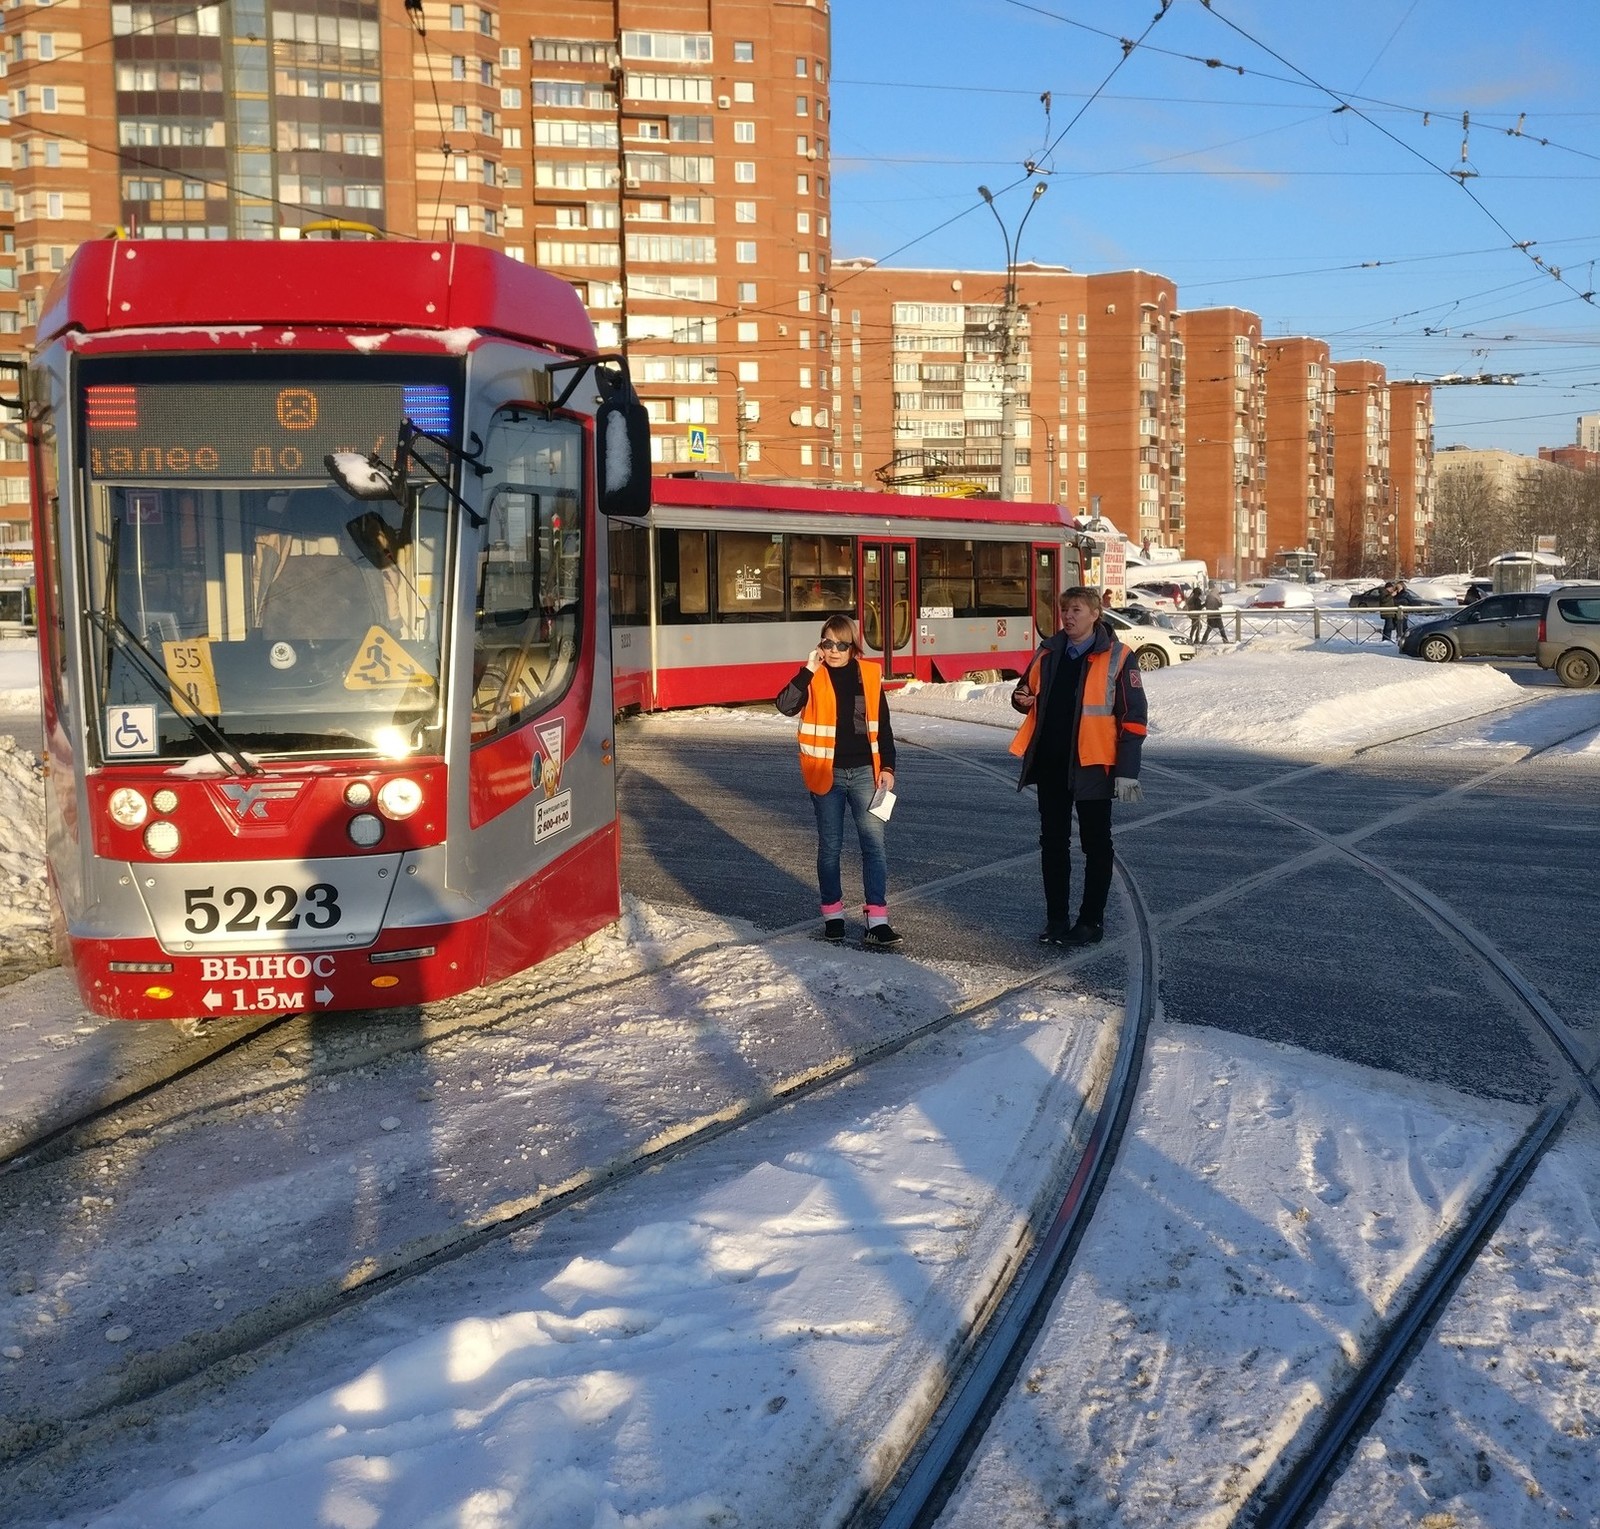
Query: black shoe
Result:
<box><xmin>1038</xmin><ymin>920</ymin><xmax>1069</xmax><ymax>945</ymax></box>
<box><xmin>863</xmin><ymin>924</ymin><xmax>902</xmax><ymax>951</ymax></box>
<box><xmin>1064</xmin><ymin>920</ymin><xmax>1104</xmax><ymax>946</ymax></box>
<box><xmin>823</xmin><ymin>918</ymin><xmax>845</xmax><ymax>943</ymax></box>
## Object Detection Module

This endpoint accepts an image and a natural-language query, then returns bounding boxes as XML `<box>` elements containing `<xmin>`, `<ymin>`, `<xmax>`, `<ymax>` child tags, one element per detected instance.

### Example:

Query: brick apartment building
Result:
<box><xmin>1260</xmin><ymin>336</ymin><xmax>1335</xmax><ymax>572</ymax></box>
<box><xmin>829</xmin><ymin>260</ymin><xmax>1187</xmax><ymax>549</ymax></box>
<box><xmin>1330</xmin><ymin>359</ymin><xmax>1391</xmax><ymax>578</ymax></box>
<box><xmin>1174</xmin><ymin>306</ymin><xmax>1265</xmax><ymax>581</ymax></box>
<box><xmin>1388</xmin><ymin>380</ymin><xmax>1435</xmax><ymax>575</ymax></box>
<box><xmin>0</xmin><ymin>0</ymin><xmax>1430</xmax><ymax>578</ymax></box>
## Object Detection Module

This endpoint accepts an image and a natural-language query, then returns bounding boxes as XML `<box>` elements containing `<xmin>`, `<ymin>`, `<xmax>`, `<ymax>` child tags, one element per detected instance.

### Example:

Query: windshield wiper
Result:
<box><xmin>85</xmin><ymin>605</ymin><xmax>260</xmax><ymax>779</ymax></box>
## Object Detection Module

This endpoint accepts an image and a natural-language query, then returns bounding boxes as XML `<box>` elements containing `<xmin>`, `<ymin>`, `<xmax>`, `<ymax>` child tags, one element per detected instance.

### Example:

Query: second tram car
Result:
<box><xmin>609</xmin><ymin>477</ymin><xmax>1084</xmax><ymax>711</ymax></box>
<box><xmin>26</xmin><ymin>238</ymin><xmax>649</xmax><ymax>1021</ymax></box>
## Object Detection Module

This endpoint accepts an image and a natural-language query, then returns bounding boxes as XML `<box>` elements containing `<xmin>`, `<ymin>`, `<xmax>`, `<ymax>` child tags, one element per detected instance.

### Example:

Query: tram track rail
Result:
<box><xmin>896</xmin><ymin>695</ymin><xmax>1600</xmax><ymax>1523</ymax></box>
<box><xmin>6</xmin><ymin>691</ymin><xmax>1581</xmax><ymax>1179</ymax></box>
<box><xmin>4</xmin><ymin>694</ymin><xmax>1595</xmax><ymax>1501</ymax></box>
<box><xmin>0</xmin><ymin>917</ymin><xmax>1124</xmax><ymax>1480</ymax></box>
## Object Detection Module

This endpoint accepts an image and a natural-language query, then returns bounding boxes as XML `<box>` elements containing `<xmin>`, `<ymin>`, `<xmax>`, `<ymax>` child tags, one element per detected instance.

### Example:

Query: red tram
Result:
<box><xmin>25</xmin><ymin>238</ymin><xmax>648</xmax><ymax>1021</ymax></box>
<box><xmin>608</xmin><ymin>476</ymin><xmax>1084</xmax><ymax>711</ymax></box>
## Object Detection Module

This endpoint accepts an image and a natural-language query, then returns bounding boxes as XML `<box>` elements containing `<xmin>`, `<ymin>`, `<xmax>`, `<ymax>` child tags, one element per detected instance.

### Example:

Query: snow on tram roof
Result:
<box><xmin>35</xmin><ymin>240</ymin><xmax>596</xmax><ymax>355</ymax></box>
<box><xmin>649</xmin><ymin>475</ymin><xmax>1076</xmax><ymax>529</ymax></box>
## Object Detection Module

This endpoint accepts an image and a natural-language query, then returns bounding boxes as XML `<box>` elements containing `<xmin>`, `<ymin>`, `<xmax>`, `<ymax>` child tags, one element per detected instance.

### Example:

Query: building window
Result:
<box><xmin>733</xmin><ymin>81</ymin><xmax>754</xmax><ymax>103</ymax></box>
<box><xmin>797</xmin><ymin>251</ymin><xmax>810</xmax><ymax>272</ymax></box>
<box><xmin>733</xmin><ymin>41</ymin><xmax>754</xmax><ymax>62</ymax></box>
<box><xmin>735</xmin><ymin>200</ymin><xmax>755</xmax><ymax>222</ymax></box>
<box><xmin>795</xmin><ymin>57</ymin><xmax>808</xmax><ymax>77</ymax></box>
<box><xmin>737</xmin><ymin>281</ymin><xmax>756</xmax><ymax>303</ymax></box>
<box><xmin>735</xmin><ymin>240</ymin><xmax>756</xmax><ymax>263</ymax></box>
<box><xmin>796</xmin><ymin>211</ymin><xmax>809</xmax><ymax>233</ymax></box>
<box><xmin>621</xmin><ymin>31</ymin><xmax>713</xmax><ymax>62</ymax></box>
<box><xmin>733</xmin><ymin>120</ymin><xmax>754</xmax><ymax>143</ymax></box>
<box><xmin>449</xmin><ymin>4</ymin><xmax>464</xmax><ymax>26</ymax></box>
<box><xmin>41</xmin><ymin>87</ymin><xmax>57</xmax><ymax>112</ymax></box>
<box><xmin>737</xmin><ymin>321</ymin><xmax>758</xmax><ymax>342</ymax></box>
<box><xmin>737</xmin><ymin>361</ymin><xmax>758</xmax><ymax>382</ymax></box>
<box><xmin>46</xmin><ymin>191</ymin><xmax>62</xmax><ymax>217</ymax></box>
<box><xmin>733</xmin><ymin>161</ymin><xmax>755</xmax><ymax>183</ymax></box>
<box><xmin>795</xmin><ymin>135</ymin><xmax>808</xmax><ymax>155</ymax></box>
<box><xmin>454</xmin><ymin>205</ymin><xmax>470</xmax><ymax>232</ymax></box>
<box><xmin>451</xmin><ymin>56</ymin><xmax>465</xmax><ymax>80</ymax></box>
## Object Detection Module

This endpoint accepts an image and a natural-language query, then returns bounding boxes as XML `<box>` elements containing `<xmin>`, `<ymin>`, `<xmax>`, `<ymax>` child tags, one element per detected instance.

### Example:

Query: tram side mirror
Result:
<box><xmin>594</xmin><ymin>367</ymin><xmax>652</xmax><ymax>520</ymax></box>
<box><xmin>326</xmin><ymin>451</ymin><xmax>401</xmax><ymax>504</ymax></box>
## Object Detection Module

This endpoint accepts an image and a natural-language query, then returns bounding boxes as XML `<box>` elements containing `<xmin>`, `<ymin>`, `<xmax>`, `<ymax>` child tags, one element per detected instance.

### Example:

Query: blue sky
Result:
<box><xmin>829</xmin><ymin>0</ymin><xmax>1600</xmax><ymax>456</ymax></box>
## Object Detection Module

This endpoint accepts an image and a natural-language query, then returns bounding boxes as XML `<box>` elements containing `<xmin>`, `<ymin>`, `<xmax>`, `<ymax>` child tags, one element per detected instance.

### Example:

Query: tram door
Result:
<box><xmin>1033</xmin><ymin>543</ymin><xmax>1061</xmax><ymax>640</ymax></box>
<box><xmin>859</xmin><ymin>540</ymin><xmax>916</xmax><ymax>680</ymax></box>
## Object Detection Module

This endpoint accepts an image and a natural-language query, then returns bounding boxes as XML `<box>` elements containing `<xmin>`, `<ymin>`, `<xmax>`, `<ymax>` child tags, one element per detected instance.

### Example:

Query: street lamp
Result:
<box><xmin>1030</xmin><ymin>412</ymin><xmax>1058</xmax><ymax>504</ymax></box>
<box><xmin>978</xmin><ymin>180</ymin><xmax>1048</xmax><ymax>501</ymax></box>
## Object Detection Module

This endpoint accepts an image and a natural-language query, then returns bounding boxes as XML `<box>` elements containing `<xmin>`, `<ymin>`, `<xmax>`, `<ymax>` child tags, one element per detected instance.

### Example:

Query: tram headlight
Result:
<box><xmin>143</xmin><ymin>820</ymin><xmax>181</xmax><ymax>858</ymax></box>
<box><xmin>152</xmin><ymin>788</ymin><xmax>179</xmax><ymax>814</ymax></box>
<box><xmin>348</xmin><ymin>813</ymin><xmax>384</xmax><ymax>847</ymax></box>
<box><xmin>108</xmin><ymin>788</ymin><xmax>149</xmax><ymax>829</ymax></box>
<box><xmin>344</xmin><ymin>781</ymin><xmax>374</xmax><ymax>808</ymax></box>
<box><xmin>377</xmin><ymin>777</ymin><xmax>422</xmax><ymax>820</ymax></box>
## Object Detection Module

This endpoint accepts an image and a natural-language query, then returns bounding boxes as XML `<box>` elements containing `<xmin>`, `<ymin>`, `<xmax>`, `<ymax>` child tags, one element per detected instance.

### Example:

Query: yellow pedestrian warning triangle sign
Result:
<box><xmin>343</xmin><ymin>626</ymin><xmax>438</xmax><ymax>690</ymax></box>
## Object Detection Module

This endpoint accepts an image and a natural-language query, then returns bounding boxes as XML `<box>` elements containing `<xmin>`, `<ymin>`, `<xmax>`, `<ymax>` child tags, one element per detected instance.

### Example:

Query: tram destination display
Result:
<box><xmin>82</xmin><ymin>381</ymin><xmax>454</xmax><ymax>480</ymax></box>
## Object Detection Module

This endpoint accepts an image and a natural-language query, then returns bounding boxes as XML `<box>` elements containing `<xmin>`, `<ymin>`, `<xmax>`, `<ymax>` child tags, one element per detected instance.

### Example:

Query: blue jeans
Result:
<box><xmin>810</xmin><ymin>766</ymin><xmax>888</xmax><ymax>915</ymax></box>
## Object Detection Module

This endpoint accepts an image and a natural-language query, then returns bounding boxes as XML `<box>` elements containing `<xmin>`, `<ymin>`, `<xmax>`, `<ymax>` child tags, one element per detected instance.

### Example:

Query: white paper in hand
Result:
<box><xmin>867</xmin><ymin>784</ymin><xmax>897</xmax><ymax>821</ymax></box>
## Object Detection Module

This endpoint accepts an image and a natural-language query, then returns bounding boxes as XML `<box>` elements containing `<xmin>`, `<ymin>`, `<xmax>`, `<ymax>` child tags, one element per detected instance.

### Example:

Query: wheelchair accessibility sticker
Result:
<box><xmin>106</xmin><ymin>704</ymin><xmax>159</xmax><ymax>756</ymax></box>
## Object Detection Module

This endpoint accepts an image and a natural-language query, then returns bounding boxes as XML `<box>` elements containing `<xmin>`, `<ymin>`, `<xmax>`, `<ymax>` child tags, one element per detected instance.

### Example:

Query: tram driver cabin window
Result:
<box><xmin>472</xmin><ymin>410</ymin><xmax>585</xmax><ymax>742</ymax></box>
<box><xmin>787</xmin><ymin>533</ymin><xmax>854</xmax><ymax>612</ymax></box>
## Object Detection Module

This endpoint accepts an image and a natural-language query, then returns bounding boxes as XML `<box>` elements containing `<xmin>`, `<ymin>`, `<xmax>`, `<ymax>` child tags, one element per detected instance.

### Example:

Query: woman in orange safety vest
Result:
<box><xmin>776</xmin><ymin>615</ymin><xmax>901</xmax><ymax>949</ymax></box>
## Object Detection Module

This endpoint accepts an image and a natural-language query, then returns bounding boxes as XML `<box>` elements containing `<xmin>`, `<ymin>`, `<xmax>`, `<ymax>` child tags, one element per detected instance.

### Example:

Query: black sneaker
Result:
<box><xmin>823</xmin><ymin>918</ymin><xmax>845</xmax><ymax>943</ymax></box>
<box><xmin>1038</xmin><ymin>920</ymin><xmax>1069</xmax><ymax>945</ymax></box>
<box><xmin>1064</xmin><ymin>920</ymin><xmax>1104</xmax><ymax>946</ymax></box>
<box><xmin>862</xmin><ymin>924</ymin><xmax>902</xmax><ymax>951</ymax></box>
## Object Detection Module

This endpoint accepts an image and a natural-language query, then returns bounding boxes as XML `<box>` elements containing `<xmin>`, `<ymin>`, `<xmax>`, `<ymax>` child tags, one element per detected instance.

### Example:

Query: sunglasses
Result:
<box><xmin>817</xmin><ymin>638</ymin><xmax>852</xmax><ymax>652</ymax></box>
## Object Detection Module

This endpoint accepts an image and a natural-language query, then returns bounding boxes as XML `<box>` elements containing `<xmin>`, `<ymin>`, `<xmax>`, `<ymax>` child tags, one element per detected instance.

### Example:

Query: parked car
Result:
<box><xmin>1400</xmin><ymin>590</ymin><xmax>1548</xmax><ymax>663</ymax></box>
<box><xmin>1246</xmin><ymin>581</ymin><xmax>1315</xmax><ymax>609</ymax></box>
<box><xmin>1349</xmin><ymin>584</ymin><xmax>1389</xmax><ymax>608</ymax></box>
<box><xmin>1127</xmin><ymin>579</ymin><xmax>1190</xmax><ymax>611</ymax></box>
<box><xmin>1459</xmin><ymin>578</ymin><xmax>1493</xmax><ymax>604</ymax></box>
<box><xmin>1103</xmin><ymin>607</ymin><xmax>1195</xmax><ymax>670</ymax></box>
<box><xmin>1535</xmin><ymin>582</ymin><xmax>1600</xmax><ymax>688</ymax></box>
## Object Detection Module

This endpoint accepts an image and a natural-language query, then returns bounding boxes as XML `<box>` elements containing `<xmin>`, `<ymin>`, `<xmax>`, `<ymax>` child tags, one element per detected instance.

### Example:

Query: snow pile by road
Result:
<box><xmin>894</xmin><ymin>644</ymin><xmax>1525</xmax><ymax>750</ymax></box>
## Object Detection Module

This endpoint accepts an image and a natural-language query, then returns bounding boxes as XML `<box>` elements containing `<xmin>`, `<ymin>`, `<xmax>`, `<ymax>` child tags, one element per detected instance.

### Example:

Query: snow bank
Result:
<box><xmin>893</xmin><ymin>643</ymin><xmax>1525</xmax><ymax>750</ymax></box>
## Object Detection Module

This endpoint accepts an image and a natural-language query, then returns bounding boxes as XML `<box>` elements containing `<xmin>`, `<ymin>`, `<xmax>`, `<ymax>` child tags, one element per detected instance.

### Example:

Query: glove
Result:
<box><xmin>1113</xmin><ymin>777</ymin><xmax>1144</xmax><ymax>804</ymax></box>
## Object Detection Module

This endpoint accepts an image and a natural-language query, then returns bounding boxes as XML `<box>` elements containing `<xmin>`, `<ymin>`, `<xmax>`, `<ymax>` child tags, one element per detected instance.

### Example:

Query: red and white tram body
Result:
<box><xmin>609</xmin><ymin>476</ymin><xmax>1084</xmax><ymax>711</ymax></box>
<box><xmin>27</xmin><ymin>239</ymin><xmax>648</xmax><ymax>1021</ymax></box>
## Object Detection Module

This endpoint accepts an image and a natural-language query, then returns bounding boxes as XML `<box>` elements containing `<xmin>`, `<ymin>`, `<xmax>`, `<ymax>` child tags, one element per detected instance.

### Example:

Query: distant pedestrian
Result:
<box><xmin>1183</xmin><ymin>585</ymin><xmax>1205</xmax><ymax>643</ymax></box>
<box><xmin>1202</xmin><ymin>585</ymin><xmax>1231</xmax><ymax>645</ymax></box>
<box><xmin>775</xmin><ymin>615</ymin><xmax>901</xmax><ymax>950</ymax></box>
<box><xmin>1379</xmin><ymin>581</ymin><xmax>1400</xmax><ymax>641</ymax></box>
<box><xmin>1010</xmin><ymin>586</ymin><xmax>1148</xmax><ymax>948</ymax></box>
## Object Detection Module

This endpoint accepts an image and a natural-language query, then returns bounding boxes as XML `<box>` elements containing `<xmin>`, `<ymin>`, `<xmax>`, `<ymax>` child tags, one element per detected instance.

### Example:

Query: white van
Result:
<box><xmin>1126</xmin><ymin>557</ymin><xmax>1208</xmax><ymax>591</ymax></box>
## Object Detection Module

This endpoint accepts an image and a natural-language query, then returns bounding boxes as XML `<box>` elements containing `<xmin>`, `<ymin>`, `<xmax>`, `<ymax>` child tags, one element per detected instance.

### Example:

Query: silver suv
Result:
<box><xmin>1536</xmin><ymin>583</ymin><xmax>1600</xmax><ymax>688</ymax></box>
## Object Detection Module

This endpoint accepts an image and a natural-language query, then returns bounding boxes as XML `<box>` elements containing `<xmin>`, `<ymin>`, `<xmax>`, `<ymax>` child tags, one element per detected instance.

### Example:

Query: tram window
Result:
<box><xmin>974</xmin><ymin>541</ymin><xmax>1029</xmax><ymax>613</ymax></box>
<box><xmin>608</xmin><ymin>521</ymin><xmax>650</xmax><ymax>621</ymax></box>
<box><xmin>714</xmin><ymin>530</ymin><xmax>784</xmax><ymax>620</ymax></box>
<box><xmin>786</xmin><ymin>532</ymin><xmax>855</xmax><ymax>613</ymax></box>
<box><xmin>656</xmin><ymin>528</ymin><xmax>709</xmax><ymax>622</ymax></box>
<box><xmin>471</xmin><ymin>410</ymin><xmax>585</xmax><ymax>743</ymax></box>
<box><xmin>916</xmin><ymin>537</ymin><xmax>975</xmax><ymax>615</ymax></box>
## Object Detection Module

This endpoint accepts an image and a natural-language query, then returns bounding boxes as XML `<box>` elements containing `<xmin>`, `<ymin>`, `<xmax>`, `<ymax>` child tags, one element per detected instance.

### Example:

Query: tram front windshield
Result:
<box><xmin>77</xmin><ymin>359</ymin><xmax>458</xmax><ymax>764</ymax></box>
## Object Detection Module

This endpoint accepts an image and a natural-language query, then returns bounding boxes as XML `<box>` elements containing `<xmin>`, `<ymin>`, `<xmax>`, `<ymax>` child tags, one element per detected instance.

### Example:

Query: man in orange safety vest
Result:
<box><xmin>1010</xmin><ymin>585</ymin><xmax>1148</xmax><ymax>946</ymax></box>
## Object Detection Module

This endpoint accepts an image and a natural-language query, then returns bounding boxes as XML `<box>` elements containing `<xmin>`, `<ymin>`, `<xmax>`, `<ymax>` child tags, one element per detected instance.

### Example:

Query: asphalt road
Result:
<box><xmin>617</xmin><ymin>689</ymin><xmax>1600</xmax><ymax>1110</ymax></box>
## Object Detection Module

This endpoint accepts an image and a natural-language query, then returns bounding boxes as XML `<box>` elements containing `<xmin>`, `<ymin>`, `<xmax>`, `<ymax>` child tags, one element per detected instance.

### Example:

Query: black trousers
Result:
<box><xmin>1036</xmin><ymin>777</ymin><xmax>1114</xmax><ymax>925</ymax></box>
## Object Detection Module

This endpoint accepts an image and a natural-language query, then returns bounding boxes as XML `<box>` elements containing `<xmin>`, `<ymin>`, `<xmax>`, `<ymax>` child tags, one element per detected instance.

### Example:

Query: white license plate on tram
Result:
<box><xmin>134</xmin><ymin>857</ymin><xmax>402</xmax><ymax>953</ymax></box>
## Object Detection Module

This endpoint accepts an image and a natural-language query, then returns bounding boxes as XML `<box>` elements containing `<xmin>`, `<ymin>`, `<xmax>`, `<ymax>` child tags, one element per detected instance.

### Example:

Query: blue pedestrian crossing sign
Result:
<box><xmin>686</xmin><ymin>427</ymin><xmax>708</xmax><ymax>460</ymax></box>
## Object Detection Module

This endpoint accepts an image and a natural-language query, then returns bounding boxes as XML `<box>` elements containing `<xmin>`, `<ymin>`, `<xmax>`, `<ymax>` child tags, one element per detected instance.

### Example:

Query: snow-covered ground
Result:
<box><xmin>1</xmin><ymin>637</ymin><xmax>1598</xmax><ymax>1528</ymax></box>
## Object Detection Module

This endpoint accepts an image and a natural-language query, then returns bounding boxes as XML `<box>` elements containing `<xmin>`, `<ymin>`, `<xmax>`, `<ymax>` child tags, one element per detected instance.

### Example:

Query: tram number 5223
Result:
<box><xmin>183</xmin><ymin>884</ymin><xmax>343</xmax><ymax>935</ymax></box>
